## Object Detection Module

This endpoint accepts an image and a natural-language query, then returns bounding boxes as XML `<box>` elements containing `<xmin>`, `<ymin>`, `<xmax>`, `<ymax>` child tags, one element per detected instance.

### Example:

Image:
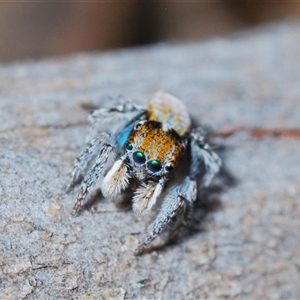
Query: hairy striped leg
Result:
<box><xmin>89</xmin><ymin>102</ymin><xmax>146</xmax><ymax>127</ymax></box>
<box><xmin>72</xmin><ymin>141</ymin><xmax>116</xmax><ymax>214</ymax></box>
<box><xmin>190</xmin><ymin>128</ymin><xmax>222</xmax><ymax>186</ymax></box>
<box><xmin>135</xmin><ymin>177</ymin><xmax>197</xmax><ymax>255</ymax></box>
<box><xmin>66</xmin><ymin>132</ymin><xmax>111</xmax><ymax>192</ymax></box>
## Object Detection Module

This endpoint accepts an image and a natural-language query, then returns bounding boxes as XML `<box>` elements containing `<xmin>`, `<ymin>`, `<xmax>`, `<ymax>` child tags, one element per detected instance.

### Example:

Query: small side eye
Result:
<box><xmin>165</xmin><ymin>165</ymin><xmax>174</xmax><ymax>172</ymax></box>
<box><xmin>133</xmin><ymin>151</ymin><xmax>146</xmax><ymax>165</ymax></box>
<box><xmin>148</xmin><ymin>160</ymin><xmax>162</xmax><ymax>173</ymax></box>
<box><xmin>125</xmin><ymin>142</ymin><xmax>133</xmax><ymax>151</ymax></box>
<box><xmin>134</xmin><ymin>121</ymin><xmax>144</xmax><ymax>130</ymax></box>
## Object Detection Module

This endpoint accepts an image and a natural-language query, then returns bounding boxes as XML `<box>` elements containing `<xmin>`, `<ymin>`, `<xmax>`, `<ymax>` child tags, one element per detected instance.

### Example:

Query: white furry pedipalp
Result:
<box><xmin>132</xmin><ymin>179</ymin><xmax>165</xmax><ymax>215</ymax></box>
<box><xmin>101</xmin><ymin>159</ymin><xmax>130</xmax><ymax>197</ymax></box>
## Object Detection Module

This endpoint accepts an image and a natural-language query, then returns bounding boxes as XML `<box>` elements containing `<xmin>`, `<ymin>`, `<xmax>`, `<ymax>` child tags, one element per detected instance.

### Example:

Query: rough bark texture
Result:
<box><xmin>1</xmin><ymin>21</ymin><xmax>300</xmax><ymax>299</ymax></box>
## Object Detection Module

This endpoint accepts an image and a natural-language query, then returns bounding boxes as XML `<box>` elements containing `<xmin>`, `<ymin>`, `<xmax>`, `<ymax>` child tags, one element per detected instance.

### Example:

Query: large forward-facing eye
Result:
<box><xmin>133</xmin><ymin>151</ymin><xmax>146</xmax><ymax>165</ymax></box>
<box><xmin>147</xmin><ymin>160</ymin><xmax>162</xmax><ymax>173</ymax></box>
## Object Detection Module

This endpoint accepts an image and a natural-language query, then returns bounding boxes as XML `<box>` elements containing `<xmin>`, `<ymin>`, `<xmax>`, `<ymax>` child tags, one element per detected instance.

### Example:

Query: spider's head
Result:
<box><xmin>125</xmin><ymin>120</ymin><xmax>185</xmax><ymax>181</ymax></box>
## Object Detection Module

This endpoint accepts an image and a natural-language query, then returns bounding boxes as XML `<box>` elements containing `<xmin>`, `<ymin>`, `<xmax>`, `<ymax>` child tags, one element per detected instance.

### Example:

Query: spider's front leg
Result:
<box><xmin>66</xmin><ymin>132</ymin><xmax>111</xmax><ymax>192</ymax></box>
<box><xmin>72</xmin><ymin>138</ymin><xmax>117</xmax><ymax>214</ymax></box>
<box><xmin>135</xmin><ymin>177</ymin><xmax>197</xmax><ymax>255</ymax></box>
<box><xmin>190</xmin><ymin>128</ymin><xmax>222</xmax><ymax>186</ymax></box>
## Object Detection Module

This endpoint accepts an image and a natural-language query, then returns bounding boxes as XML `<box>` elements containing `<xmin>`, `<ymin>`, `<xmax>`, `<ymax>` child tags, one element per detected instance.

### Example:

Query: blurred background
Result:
<box><xmin>0</xmin><ymin>1</ymin><xmax>300</xmax><ymax>62</ymax></box>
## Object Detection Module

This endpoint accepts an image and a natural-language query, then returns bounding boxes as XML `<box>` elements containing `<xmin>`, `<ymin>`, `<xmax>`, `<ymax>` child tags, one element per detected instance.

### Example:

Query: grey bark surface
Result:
<box><xmin>1</xmin><ymin>21</ymin><xmax>300</xmax><ymax>299</ymax></box>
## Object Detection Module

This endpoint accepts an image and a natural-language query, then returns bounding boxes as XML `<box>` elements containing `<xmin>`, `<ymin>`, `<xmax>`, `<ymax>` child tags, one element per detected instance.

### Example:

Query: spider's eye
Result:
<box><xmin>134</xmin><ymin>122</ymin><xmax>143</xmax><ymax>130</ymax></box>
<box><xmin>133</xmin><ymin>151</ymin><xmax>146</xmax><ymax>165</ymax></box>
<box><xmin>165</xmin><ymin>165</ymin><xmax>174</xmax><ymax>172</ymax></box>
<box><xmin>125</xmin><ymin>142</ymin><xmax>133</xmax><ymax>151</ymax></box>
<box><xmin>148</xmin><ymin>160</ymin><xmax>162</xmax><ymax>173</ymax></box>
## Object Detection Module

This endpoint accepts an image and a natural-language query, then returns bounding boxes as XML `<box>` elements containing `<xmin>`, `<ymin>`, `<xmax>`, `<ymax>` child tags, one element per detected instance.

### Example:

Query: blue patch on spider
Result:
<box><xmin>115</xmin><ymin>124</ymin><xmax>135</xmax><ymax>148</ymax></box>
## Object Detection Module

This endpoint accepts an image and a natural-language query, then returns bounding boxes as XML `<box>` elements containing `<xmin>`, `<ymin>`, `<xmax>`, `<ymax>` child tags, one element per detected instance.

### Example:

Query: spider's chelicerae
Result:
<box><xmin>67</xmin><ymin>91</ymin><xmax>221</xmax><ymax>255</ymax></box>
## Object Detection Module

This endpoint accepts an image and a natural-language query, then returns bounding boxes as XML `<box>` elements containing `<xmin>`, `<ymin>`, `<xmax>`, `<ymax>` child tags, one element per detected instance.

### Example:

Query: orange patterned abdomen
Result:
<box><xmin>147</xmin><ymin>91</ymin><xmax>191</xmax><ymax>136</ymax></box>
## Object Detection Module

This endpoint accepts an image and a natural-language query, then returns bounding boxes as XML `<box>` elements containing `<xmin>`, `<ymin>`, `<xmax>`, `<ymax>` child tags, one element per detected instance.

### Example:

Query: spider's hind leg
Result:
<box><xmin>89</xmin><ymin>102</ymin><xmax>146</xmax><ymax>129</ymax></box>
<box><xmin>189</xmin><ymin>127</ymin><xmax>222</xmax><ymax>187</ymax></box>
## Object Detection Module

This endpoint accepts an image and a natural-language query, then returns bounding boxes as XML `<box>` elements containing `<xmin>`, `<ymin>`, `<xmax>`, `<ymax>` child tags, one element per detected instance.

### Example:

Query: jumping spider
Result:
<box><xmin>67</xmin><ymin>91</ymin><xmax>221</xmax><ymax>255</ymax></box>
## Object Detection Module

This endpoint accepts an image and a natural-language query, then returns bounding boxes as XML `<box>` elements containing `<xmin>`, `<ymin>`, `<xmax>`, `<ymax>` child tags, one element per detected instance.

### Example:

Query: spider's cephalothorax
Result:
<box><xmin>126</xmin><ymin>121</ymin><xmax>184</xmax><ymax>181</ymax></box>
<box><xmin>67</xmin><ymin>91</ymin><xmax>221</xmax><ymax>254</ymax></box>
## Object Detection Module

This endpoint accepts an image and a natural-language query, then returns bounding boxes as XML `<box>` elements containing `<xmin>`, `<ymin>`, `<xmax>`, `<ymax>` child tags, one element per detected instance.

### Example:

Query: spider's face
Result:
<box><xmin>124</xmin><ymin>120</ymin><xmax>185</xmax><ymax>180</ymax></box>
